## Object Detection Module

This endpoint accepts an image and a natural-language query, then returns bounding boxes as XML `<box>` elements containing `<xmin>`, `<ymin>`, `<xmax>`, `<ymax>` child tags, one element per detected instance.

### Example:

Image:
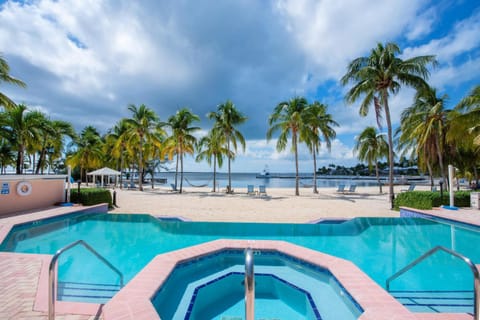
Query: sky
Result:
<box><xmin>0</xmin><ymin>0</ymin><xmax>479</xmax><ymax>173</ymax></box>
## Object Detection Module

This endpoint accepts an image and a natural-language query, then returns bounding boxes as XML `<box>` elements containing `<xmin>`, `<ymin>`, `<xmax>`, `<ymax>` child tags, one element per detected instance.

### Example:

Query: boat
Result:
<box><xmin>256</xmin><ymin>165</ymin><xmax>270</xmax><ymax>178</ymax></box>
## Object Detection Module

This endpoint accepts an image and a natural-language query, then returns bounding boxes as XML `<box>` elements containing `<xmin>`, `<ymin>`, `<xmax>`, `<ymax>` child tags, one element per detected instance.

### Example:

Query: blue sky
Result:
<box><xmin>1</xmin><ymin>0</ymin><xmax>479</xmax><ymax>173</ymax></box>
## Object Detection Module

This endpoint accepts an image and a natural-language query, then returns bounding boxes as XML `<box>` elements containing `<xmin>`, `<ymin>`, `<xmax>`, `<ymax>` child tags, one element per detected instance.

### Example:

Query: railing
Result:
<box><xmin>245</xmin><ymin>248</ymin><xmax>255</xmax><ymax>320</ymax></box>
<box><xmin>386</xmin><ymin>245</ymin><xmax>480</xmax><ymax>320</ymax></box>
<box><xmin>48</xmin><ymin>240</ymin><xmax>124</xmax><ymax>320</ymax></box>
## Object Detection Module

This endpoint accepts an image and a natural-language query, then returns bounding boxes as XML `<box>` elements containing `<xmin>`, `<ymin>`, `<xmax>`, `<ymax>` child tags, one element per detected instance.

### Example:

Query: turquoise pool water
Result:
<box><xmin>1</xmin><ymin>213</ymin><xmax>479</xmax><ymax>313</ymax></box>
<box><xmin>152</xmin><ymin>249</ymin><xmax>362</xmax><ymax>320</ymax></box>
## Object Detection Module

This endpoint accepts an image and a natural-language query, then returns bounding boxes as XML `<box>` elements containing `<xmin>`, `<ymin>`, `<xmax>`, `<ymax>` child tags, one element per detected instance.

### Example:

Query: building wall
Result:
<box><xmin>0</xmin><ymin>175</ymin><xmax>67</xmax><ymax>217</ymax></box>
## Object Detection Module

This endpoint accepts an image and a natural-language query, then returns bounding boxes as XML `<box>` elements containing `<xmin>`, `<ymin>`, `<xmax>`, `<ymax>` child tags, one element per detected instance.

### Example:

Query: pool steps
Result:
<box><xmin>58</xmin><ymin>281</ymin><xmax>122</xmax><ymax>304</ymax></box>
<box><xmin>391</xmin><ymin>289</ymin><xmax>474</xmax><ymax>313</ymax></box>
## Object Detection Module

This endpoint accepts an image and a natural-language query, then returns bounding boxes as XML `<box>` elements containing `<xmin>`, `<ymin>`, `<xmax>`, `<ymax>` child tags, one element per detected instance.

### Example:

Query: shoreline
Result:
<box><xmin>108</xmin><ymin>185</ymin><xmax>432</xmax><ymax>223</ymax></box>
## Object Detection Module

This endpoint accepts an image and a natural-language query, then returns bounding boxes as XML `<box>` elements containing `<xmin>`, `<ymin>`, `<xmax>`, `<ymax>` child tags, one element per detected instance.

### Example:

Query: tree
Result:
<box><xmin>267</xmin><ymin>96</ymin><xmax>308</xmax><ymax>196</ymax></box>
<box><xmin>105</xmin><ymin>119</ymin><xmax>131</xmax><ymax>188</ymax></box>
<box><xmin>301</xmin><ymin>101</ymin><xmax>338</xmax><ymax>193</ymax></box>
<box><xmin>67</xmin><ymin>126</ymin><xmax>104</xmax><ymax>182</ymax></box>
<box><xmin>341</xmin><ymin>42</ymin><xmax>437</xmax><ymax>206</ymax></box>
<box><xmin>196</xmin><ymin>129</ymin><xmax>230</xmax><ymax>192</ymax></box>
<box><xmin>354</xmin><ymin>127</ymin><xmax>388</xmax><ymax>193</ymax></box>
<box><xmin>35</xmin><ymin>119</ymin><xmax>75</xmax><ymax>174</ymax></box>
<box><xmin>124</xmin><ymin>104</ymin><xmax>162</xmax><ymax>191</ymax></box>
<box><xmin>453</xmin><ymin>85</ymin><xmax>480</xmax><ymax>144</ymax></box>
<box><xmin>208</xmin><ymin>100</ymin><xmax>247</xmax><ymax>193</ymax></box>
<box><xmin>162</xmin><ymin>108</ymin><xmax>200</xmax><ymax>193</ymax></box>
<box><xmin>2</xmin><ymin>104</ymin><xmax>45</xmax><ymax>174</ymax></box>
<box><xmin>398</xmin><ymin>85</ymin><xmax>449</xmax><ymax>187</ymax></box>
<box><xmin>0</xmin><ymin>54</ymin><xmax>26</xmax><ymax>110</ymax></box>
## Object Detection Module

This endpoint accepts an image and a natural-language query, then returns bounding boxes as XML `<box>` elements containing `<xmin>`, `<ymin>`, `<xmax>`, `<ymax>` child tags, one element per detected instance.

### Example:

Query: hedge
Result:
<box><xmin>394</xmin><ymin>190</ymin><xmax>472</xmax><ymax>211</ymax></box>
<box><xmin>70</xmin><ymin>188</ymin><xmax>113</xmax><ymax>208</ymax></box>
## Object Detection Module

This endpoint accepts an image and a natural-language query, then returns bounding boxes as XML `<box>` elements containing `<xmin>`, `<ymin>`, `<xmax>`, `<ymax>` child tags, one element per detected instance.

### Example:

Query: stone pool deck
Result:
<box><xmin>0</xmin><ymin>205</ymin><xmax>478</xmax><ymax>320</ymax></box>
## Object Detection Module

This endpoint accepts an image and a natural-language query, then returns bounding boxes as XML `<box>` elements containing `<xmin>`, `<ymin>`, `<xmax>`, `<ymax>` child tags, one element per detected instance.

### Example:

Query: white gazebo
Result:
<box><xmin>87</xmin><ymin>167</ymin><xmax>121</xmax><ymax>187</ymax></box>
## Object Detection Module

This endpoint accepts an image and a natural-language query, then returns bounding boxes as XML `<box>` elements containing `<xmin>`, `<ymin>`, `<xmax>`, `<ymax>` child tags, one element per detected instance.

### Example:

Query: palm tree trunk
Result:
<box><xmin>138</xmin><ymin>140</ymin><xmax>144</xmax><ymax>191</ymax></box>
<box><xmin>36</xmin><ymin>148</ymin><xmax>47</xmax><ymax>174</ymax></box>
<box><xmin>293</xmin><ymin>131</ymin><xmax>299</xmax><ymax>196</ymax></box>
<box><xmin>119</xmin><ymin>150</ymin><xmax>124</xmax><ymax>189</ymax></box>
<box><xmin>383</xmin><ymin>93</ymin><xmax>395</xmax><ymax>207</ymax></box>
<box><xmin>16</xmin><ymin>147</ymin><xmax>24</xmax><ymax>174</ymax></box>
<box><xmin>427</xmin><ymin>161</ymin><xmax>434</xmax><ymax>187</ymax></box>
<box><xmin>179</xmin><ymin>148</ymin><xmax>184</xmax><ymax>194</ymax></box>
<box><xmin>175</xmin><ymin>153</ymin><xmax>179</xmax><ymax>189</ymax></box>
<box><xmin>313</xmin><ymin>146</ymin><xmax>318</xmax><ymax>194</ymax></box>
<box><xmin>375</xmin><ymin>162</ymin><xmax>382</xmax><ymax>193</ymax></box>
<box><xmin>434</xmin><ymin>135</ymin><xmax>446</xmax><ymax>189</ymax></box>
<box><xmin>227</xmin><ymin>136</ymin><xmax>232</xmax><ymax>193</ymax></box>
<box><xmin>213</xmin><ymin>156</ymin><xmax>217</xmax><ymax>192</ymax></box>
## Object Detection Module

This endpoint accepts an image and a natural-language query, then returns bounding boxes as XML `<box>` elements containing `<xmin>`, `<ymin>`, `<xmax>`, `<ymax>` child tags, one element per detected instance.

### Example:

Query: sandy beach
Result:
<box><xmin>109</xmin><ymin>184</ymin><xmax>433</xmax><ymax>223</ymax></box>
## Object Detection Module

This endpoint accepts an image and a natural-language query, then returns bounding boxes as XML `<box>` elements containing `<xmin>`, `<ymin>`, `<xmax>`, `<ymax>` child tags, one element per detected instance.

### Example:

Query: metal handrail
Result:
<box><xmin>48</xmin><ymin>240</ymin><xmax>124</xmax><ymax>320</ymax></box>
<box><xmin>386</xmin><ymin>245</ymin><xmax>480</xmax><ymax>320</ymax></box>
<box><xmin>245</xmin><ymin>248</ymin><xmax>255</xmax><ymax>320</ymax></box>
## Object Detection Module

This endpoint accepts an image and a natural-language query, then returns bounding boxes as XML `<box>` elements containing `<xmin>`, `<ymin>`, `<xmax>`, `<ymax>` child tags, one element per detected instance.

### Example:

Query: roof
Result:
<box><xmin>87</xmin><ymin>167</ymin><xmax>121</xmax><ymax>176</ymax></box>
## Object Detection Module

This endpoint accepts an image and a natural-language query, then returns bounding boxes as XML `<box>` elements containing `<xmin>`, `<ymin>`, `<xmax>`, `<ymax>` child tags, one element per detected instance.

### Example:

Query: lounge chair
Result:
<box><xmin>258</xmin><ymin>185</ymin><xmax>267</xmax><ymax>196</ymax></box>
<box><xmin>336</xmin><ymin>184</ymin><xmax>346</xmax><ymax>193</ymax></box>
<box><xmin>345</xmin><ymin>184</ymin><xmax>357</xmax><ymax>193</ymax></box>
<box><xmin>247</xmin><ymin>185</ymin><xmax>256</xmax><ymax>195</ymax></box>
<box><xmin>170</xmin><ymin>184</ymin><xmax>178</xmax><ymax>192</ymax></box>
<box><xmin>129</xmin><ymin>182</ymin><xmax>136</xmax><ymax>189</ymax></box>
<box><xmin>401</xmin><ymin>184</ymin><xmax>416</xmax><ymax>192</ymax></box>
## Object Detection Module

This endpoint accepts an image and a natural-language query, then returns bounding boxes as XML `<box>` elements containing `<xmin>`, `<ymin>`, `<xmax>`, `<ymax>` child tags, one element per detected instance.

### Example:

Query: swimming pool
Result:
<box><xmin>1</xmin><ymin>213</ymin><xmax>479</xmax><ymax>313</ymax></box>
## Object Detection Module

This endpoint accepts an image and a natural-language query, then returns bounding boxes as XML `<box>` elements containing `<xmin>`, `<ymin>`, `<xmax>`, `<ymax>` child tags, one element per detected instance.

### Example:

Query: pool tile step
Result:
<box><xmin>390</xmin><ymin>290</ymin><xmax>474</xmax><ymax>314</ymax></box>
<box><xmin>58</xmin><ymin>281</ymin><xmax>122</xmax><ymax>304</ymax></box>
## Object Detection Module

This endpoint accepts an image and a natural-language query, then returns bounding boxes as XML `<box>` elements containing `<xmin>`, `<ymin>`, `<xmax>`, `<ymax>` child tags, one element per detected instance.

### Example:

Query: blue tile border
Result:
<box><xmin>184</xmin><ymin>271</ymin><xmax>323</xmax><ymax>320</ymax></box>
<box><xmin>400</xmin><ymin>207</ymin><xmax>480</xmax><ymax>231</ymax></box>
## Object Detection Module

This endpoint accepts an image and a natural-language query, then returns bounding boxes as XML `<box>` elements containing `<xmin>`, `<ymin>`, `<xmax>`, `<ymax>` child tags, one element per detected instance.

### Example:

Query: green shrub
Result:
<box><xmin>394</xmin><ymin>190</ymin><xmax>472</xmax><ymax>211</ymax></box>
<box><xmin>71</xmin><ymin>188</ymin><xmax>113</xmax><ymax>208</ymax></box>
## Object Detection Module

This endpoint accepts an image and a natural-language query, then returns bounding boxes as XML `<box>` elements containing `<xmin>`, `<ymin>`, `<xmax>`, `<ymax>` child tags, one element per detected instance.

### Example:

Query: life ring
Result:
<box><xmin>17</xmin><ymin>181</ymin><xmax>32</xmax><ymax>196</ymax></box>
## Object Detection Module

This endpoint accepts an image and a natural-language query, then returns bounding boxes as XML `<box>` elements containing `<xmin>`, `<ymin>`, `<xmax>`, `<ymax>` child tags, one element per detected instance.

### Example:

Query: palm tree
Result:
<box><xmin>35</xmin><ymin>119</ymin><xmax>75</xmax><ymax>174</ymax></box>
<box><xmin>124</xmin><ymin>104</ymin><xmax>162</xmax><ymax>191</ymax></box>
<box><xmin>208</xmin><ymin>100</ymin><xmax>247</xmax><ymax>193</ymax></box>
<box><xmin>2</xmin><ymin>104</ymin><xmax>45</xmax><ymax>173</ymax></box>
<box><xmin>0</xmin><ymin>139</ymin><xmax>15</xmax><ymax>174</ymax></box>
<box><xmin>354</xmin><ymin>127</ymin><xmax>389</xmax><ymax>193</ymax></box>
<box><xmin>0</xmin><ymin>54</ymin><xmax>26</xmax><ymax>110</ymax></box>
<box><xmin>67</xmin><ymin>126</ymin><xmax>104</xmax><ymax>182</ymax></box>
<box><xmin>105</xmin><ymin>119</ymin><xmax>131</xmax><ymax>188</ymax></box>
<box><xmin>301</xmin><ymin>101</ymin><xmax>338</xmax><ymax>193</ymax></box>
<box><xmin>452</xmin><ymin>85</ymin><xmax>480</xmax><ymax>144</ymax></box>
<box><xmin>162</xmin><ymin>108</ymin><xmax>200</xmax><ymax>193</ymax></box>
<box><xmin>196</xmin><ymin>129</ymin><xmax>231</xmax><ymax>192</ymax></box>
<box><xmin>267</xmin><ymin>96</ymin><xmax>308</xmax><ymax>196</ymax></box>
<box><xmin>341</xmin><ymin>42</ymin><xmax>437</xmax><ymax>206</ymax></box>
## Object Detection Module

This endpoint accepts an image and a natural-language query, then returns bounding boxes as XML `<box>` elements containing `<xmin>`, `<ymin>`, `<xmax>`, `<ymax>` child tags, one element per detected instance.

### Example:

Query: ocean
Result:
<box><xmin>151</xmin><ymin>172</ymin><xmax>383</xmax><ymax>189</ymax></box>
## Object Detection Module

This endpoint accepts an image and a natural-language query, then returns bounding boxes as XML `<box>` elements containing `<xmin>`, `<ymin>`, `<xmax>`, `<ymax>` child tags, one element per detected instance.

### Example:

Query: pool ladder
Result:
<box><xmin>386</xmin><ymin>245</ymin><xmax>480</xmax><ymax>320</ymax></box>
<box><xmin>48</xmin><ymin>240</ymin><xmax>124</xmax><ymax>320</ymax></box>
<box><xmin>245</xmin><ymin>248</ymin><xmax>255</xmax><ymax>320</ymax></box>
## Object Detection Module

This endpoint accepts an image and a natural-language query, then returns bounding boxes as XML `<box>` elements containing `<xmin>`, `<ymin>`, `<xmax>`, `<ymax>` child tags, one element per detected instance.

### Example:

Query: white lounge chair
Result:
<box><xmin>336</xmin><ymin>184</ymin><xmax>346</xmax><ymax>193</ymax></box>
<box><xmin>247</xmin><ymin>185</ymin><xmax>256</xmax><ymax>195</ymax></box>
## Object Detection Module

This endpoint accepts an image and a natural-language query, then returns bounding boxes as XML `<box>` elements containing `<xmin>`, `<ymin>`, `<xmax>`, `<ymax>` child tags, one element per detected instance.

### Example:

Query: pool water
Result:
<box><xmin>1</xmin><ymin>213</ymin><xmax>479</xmax><ymax>313</ymax></box>
<box><xmin>152</xmin><ymin>250</ymin><xmax>361</xmax><ymax>320</ymax></box>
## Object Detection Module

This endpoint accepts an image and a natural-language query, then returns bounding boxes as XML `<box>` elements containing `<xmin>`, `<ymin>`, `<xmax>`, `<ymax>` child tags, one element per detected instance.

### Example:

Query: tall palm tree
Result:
<box><xmin>301</xmin><ymin>101</ymin><xmax>338</xmax><ymax>193</ymax></box>
<box><xmin>162</xmin><ymin>108</ymin><xmax>200</xmax><ymax>193</ymax></box>
<box><xmin>2</xmin><ymin>104</ymin><xmax>45</xmax><ymax>174</ymax></box>
<box><xmin>267</xmin><ymin>96</ymin><xmax>308</xmax><ymax>196</ymax></box>
<box><xmin>35</xmin><ymin>119</ymin><xmax>75</xmax><ymax>174</ymax></box>
<box><xmin>354</xmin><ymin>127</ymin><xmax>389</xmax><ymax>193</ymax></box>
<box><xmin>0</xmin><ymin>54</ymin><xmax>26</xmax><ymax>110</ymax></box>
<box><xmin>208</xmin><ymin>100</ymin><xmax>247</xmax><ymax>193</ymax></box>
<box><xmin>124</xmin><ymin>104</ymin><xmax>162</xmax><ymax>191</ymax></box>
<box><xmin>452</xmin><ymin>85</ymin><xmax>480</xmax><ymax>144</ymax></box>
<box><xmin>105</xmin><ymin>119</ymin><xmax>131</xmax><ymax>188</ymax></box>
<box><xmin>196</xmin><ymin>129</ymin><xmax>231</xmax><ymax>192</ymax></box>
<box><xmin>67</xmin><ymin>126</ymin><xmax>104</xmax><ymax>182</ymax></box>
<box><xmin>341</xmin><ymin>42</ymin><xmax>437</xmax><ymax>206</ymax></box>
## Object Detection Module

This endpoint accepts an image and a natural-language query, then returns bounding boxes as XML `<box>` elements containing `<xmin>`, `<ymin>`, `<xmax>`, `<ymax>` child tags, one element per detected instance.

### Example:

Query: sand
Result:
<box><xmin>109</xmin><ymin>184</ymin><xmax>432</xmax><ymax>223</ymax></box>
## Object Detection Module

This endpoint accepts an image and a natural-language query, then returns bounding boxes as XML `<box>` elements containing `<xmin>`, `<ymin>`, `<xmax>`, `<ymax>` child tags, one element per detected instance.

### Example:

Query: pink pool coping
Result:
<box><xmin>400</xmin><ymin>206</ymin><xmax>480</xmax><ymax>227</ymax></box>
<box><xmin>0</xmin><ymin>205</ymin><xmax>477</xmax><ymax>319</ymax></box>
<box><xmin>102</xmin><ymin>239</ymin><xmax>472</xmax><ymax>320</ymax></box>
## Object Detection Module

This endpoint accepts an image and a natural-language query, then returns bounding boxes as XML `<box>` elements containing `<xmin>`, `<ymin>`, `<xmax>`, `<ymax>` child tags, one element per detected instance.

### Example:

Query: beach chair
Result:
<box><xmin>247</xmin><ymin>185</ymin><xmax>256</xmax><ymax>195</ymax></box>
<box><xmin>336</xmin><ymin>184</ymin><xmax>346</xmax><ymax>193</ymax></box>
<box><xmin>258</xmin><ymin>185</ymin><xmax>267</xmax><ymax>197</ymax></box>
<box><xmin>170</xmin><ymin>184</ymin><xmax>178</xmax><ymax>192</ymax></box>
<box><xmin>129</xmin><ymin>182</ymin><xmax>136</xmax><ymax>189</ymax></box>
<box><xmin>345</xmin><ymin>184</ymin><xmax>357</xmax><ymax>193</ymax></box>
<box><xmin>401</xmin><ymin>184</ymin><xmax>416</xmax><ymax>192</ymax></box>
